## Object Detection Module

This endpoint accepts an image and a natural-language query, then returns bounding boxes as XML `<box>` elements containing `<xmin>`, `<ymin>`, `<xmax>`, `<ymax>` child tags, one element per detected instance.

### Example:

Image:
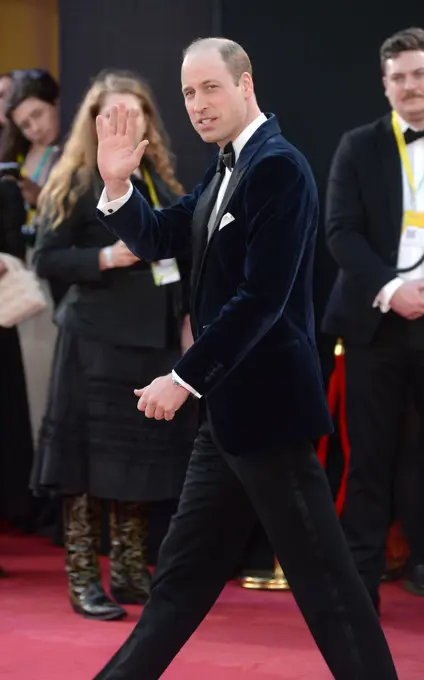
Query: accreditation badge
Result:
<box><xmin>398</xmin><ymin>210</ymin><xmax>424</xmax><ymax>280</ymax></box>
<box><xmin>150</xmin><ymin>258</ymin><xmax>181</xmax><ymax>286</ymax></box>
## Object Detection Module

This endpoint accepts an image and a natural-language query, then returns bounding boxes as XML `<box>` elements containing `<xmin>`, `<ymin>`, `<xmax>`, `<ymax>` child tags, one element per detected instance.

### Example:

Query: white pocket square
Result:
<box><xmin>218</xmin><ymin>212</ymin><xmax>235</xmax><ymax>230</ymax></box>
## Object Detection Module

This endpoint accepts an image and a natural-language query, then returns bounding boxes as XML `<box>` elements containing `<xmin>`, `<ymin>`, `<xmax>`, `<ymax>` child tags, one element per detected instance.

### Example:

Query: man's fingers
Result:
<box><xmin>144</xmin><ymin>402</ymin><xmax>156</xmax><ymax>419</ymax></box>
<box><xmin>96</xmin><ymin>115</ymin><xmax>106</xmax><ymax>141</ymax></box>
<box><xmin>134</xmin><ymin>388</ymin><xmax>144</xmax><ymax>396</ymax></box>
<box><xmin>133</xmin><ymin>139</ymin><xmax>149</xmax><ymax>167</ymax></box>
<box><xmin>137</xmin><ymin>397</ymin><xmax>146</xmax><ymax>412</ymax></box>
<box><xmin>126</xmin><ymin>108</ymin><xmax>140</xmax><ymax>145</ymax></box>
<box><xmin>164</xmin><ymin>410</ymin><xmax>175</xmax><ymax>421</ymax></box>
<box><xmin>154</xmin><ymin>406</ymin><xmax>165</xmax><ymax>421</ymax></box>
<box><xmin>116</xmin><ymin>102</ymin><xmax>127</xmax><ymax>136</ymax></box>
<box><xmin>108</xmin><ymin>105</ymin><xmax>118</xmax><ymax>135</ymax></box>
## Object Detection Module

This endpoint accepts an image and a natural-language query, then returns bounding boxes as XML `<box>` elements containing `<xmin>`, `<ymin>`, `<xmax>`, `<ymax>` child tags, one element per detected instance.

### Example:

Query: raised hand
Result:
<box><xmin>96</xmin><ymin>102</ymin><xmax>149</xmax><ymax>195</ymax></box>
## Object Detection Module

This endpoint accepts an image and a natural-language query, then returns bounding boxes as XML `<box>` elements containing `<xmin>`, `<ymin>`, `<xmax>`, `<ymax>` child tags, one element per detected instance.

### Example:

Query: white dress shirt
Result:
<box><xmin>97</xmin><ymin>113</ymin><xmax>267</xmax><ymax>398</ymax></box>
<box><xmin>374</xmin><ymin>114</ymin><xmax>424</xmax><ymax>312</ymax></box>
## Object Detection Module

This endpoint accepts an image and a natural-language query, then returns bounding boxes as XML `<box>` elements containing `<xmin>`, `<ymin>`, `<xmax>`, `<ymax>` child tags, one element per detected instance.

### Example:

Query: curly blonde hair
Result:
<box><xmin>38</xmin><ymin>69</ymin><xmax>184</xmax><ymax>226</ymax></box>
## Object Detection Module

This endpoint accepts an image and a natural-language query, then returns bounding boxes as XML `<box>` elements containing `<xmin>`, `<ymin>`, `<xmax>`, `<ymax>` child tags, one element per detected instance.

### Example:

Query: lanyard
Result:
<box><xmin>17</xmin><ymin>147</ymin><xmax>55</xmax><ymax>230</ymax></box>
<box><xmin>392</xmin><ymin>110</ymin><xmax>424</xmax><ymax>198</ymax></box>
<box><xmin>17</xmin><ymin>146</ymin><xmax>54</xmax><ymax>183</ymax></box>
<box><xmin>32</xmin><ymin>146</ymin><xmax>54</xmax><ymax>183</ymax></box>
<box><xmin>141</xmin><ymin>166</ymin><xmax>161</xmax><ymax>208</ymax></box>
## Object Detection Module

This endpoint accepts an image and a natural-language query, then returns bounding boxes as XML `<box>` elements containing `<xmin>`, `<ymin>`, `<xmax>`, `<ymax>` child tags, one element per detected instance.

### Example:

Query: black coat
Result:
<box><xmin>322</xmin><ymin>114</ymin><xmax>406</xmax><ymax>344</ymax></box>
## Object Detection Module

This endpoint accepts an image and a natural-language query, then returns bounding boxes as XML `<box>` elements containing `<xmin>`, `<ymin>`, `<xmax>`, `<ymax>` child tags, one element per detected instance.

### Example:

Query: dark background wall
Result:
<box><xmin>59</xmin><ymin>0</ymin><xmax>220</xmax><ymax>189</ymax></box>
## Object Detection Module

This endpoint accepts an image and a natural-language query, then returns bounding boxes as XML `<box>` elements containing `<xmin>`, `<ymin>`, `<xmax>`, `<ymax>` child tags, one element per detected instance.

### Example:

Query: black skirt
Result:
<box><xmin>31</xmin><ymin>329</ymin><xmax>196</xmax><ymax>502</ymax></box>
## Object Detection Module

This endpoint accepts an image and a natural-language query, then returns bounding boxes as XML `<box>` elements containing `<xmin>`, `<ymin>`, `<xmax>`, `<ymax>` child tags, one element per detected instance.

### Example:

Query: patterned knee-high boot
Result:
<box><xmin>109</xmin><ymin>500</ymin><xmax>151</xmax><ymax>604</ymax></box>
<box><xmin>64</xmin><ymin>494</ymin><xmax>126</xmax><ymax>620</ymax></box>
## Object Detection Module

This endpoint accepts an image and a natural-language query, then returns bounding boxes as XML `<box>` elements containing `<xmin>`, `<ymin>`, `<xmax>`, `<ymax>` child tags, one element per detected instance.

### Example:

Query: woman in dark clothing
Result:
<box><xmin>31</xmin><ymin>70</ymin><xmax>195</xmax><ymax>621</ymax></box>
<box><xmin>0</xmin><ymin>70</ymin><xmax>60</xmax><ymax>543</ymax></box>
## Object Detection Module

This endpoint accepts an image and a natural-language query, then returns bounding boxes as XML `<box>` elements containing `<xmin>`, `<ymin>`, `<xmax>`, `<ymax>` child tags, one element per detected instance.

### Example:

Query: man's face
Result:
<box><xmin>181</xmin><ymin>48</ymin><xmax>251</xmax><ymax>147</ymax></box>
<box><xmin>0</xmin><ymin>75</ymin><xmax>12</xmax><ymax>126</ymax></box>
<box><xmin>383</xmin><ymin>50</ymin><xmax>424</xmax><ymax>124</ymax></box>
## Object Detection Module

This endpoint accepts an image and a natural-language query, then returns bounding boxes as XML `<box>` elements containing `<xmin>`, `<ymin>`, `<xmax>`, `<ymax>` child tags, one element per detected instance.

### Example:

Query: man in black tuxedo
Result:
<box><xmin>323</xmin><ymin>27</ymin><xmax>424</xmax><ymax>613</ymax></box>
<box><xmin>93</xmin><ymin>38</ymin><xmax>397</xmax><ymax>679</ymax></box>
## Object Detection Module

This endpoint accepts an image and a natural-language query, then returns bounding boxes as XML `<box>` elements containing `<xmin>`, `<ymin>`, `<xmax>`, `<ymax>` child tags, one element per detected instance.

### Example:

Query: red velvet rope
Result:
<box><xmin>316</xmin><ymin>340</ymin><xmax>350</xmax><ymax>516</ymax></box>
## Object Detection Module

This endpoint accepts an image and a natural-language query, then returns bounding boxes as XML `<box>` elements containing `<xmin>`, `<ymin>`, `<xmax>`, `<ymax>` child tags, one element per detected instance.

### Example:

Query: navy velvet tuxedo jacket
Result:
<box><xmin>99</xmin><ymin>114</ymin><xmax>332</xmax><ymax>456</ymax></box>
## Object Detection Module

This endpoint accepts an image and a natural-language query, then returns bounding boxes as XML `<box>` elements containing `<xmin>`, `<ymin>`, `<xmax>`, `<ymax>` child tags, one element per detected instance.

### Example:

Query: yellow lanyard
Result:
<box><xmin>141</xmin><ymin>166</ymin><xmax>161</xmax><ymax>208</ymax></box>
<box><xmin>392</xmin><ymin>110</ymin><xmax>424</xmax><ymax>196</ymax></box>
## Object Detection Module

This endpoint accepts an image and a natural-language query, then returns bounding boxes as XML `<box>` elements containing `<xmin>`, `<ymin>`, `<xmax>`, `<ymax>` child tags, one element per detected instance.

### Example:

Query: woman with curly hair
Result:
<box><xmin>31</xmin><ymin>70</ymin><xmax>195</xmax><ymax>621</ymax></box>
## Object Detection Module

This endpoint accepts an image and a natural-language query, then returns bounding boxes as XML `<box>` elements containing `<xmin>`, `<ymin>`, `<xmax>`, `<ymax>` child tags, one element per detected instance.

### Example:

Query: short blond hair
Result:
<box><xmin>183</xmin><ymin>37</ymin><xmax>252</xmax><ymax>84</ymax></box>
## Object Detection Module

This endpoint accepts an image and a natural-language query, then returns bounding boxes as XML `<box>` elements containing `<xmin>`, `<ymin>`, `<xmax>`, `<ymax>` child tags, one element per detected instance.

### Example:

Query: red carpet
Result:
<box><xmin>1</xmin><ymin>534</ymin><xmax>424</xmax><ymax>679</ymax></box>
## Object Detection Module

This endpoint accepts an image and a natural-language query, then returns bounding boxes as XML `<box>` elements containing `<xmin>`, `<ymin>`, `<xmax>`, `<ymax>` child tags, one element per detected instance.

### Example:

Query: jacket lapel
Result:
<box><xmin>190</xmin><ymin>169</ymin><xmax>221</xmax><ymax>288</ymax></box>
<box><xmin>376</xmin><ymin>115</ymin><xmax>403</xmax><ymax>239</ymax></box>
<box><xmin>207</xmin><ymin>164</ymin><xmax>248</xmax><ymax>240</ymax></box>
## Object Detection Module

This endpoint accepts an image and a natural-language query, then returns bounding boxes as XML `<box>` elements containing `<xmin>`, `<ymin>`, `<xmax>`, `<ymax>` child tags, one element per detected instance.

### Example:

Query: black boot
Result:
<box><xmin>64</xmin><ymin>494</ymin><xmax>126</xmax><ymax>620</ymax></box>
<box><xmin>110</xmin><ymin>500</ymin><xmax>151</xmax><ymax>605</ymax></box>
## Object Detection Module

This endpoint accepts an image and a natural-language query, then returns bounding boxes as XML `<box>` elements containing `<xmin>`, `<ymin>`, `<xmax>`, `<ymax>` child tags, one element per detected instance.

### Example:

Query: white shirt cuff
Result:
<box><xmin>373</xmin><ymin>278</ymin><xmax>404</xmax><ymax>313</ymax></box>
<box><xmin>172</xmin><ymin>369</ymin><xmax>202</xmax><ymax>399</ymax></box>
<box><xmin>97</xmin><ymin>183</ymin><xmax>134</xmax><ymax>215</ymax></box>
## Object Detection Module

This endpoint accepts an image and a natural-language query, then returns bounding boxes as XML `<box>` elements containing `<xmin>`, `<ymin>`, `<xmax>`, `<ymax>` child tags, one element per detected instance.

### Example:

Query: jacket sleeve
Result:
<box><xmin>96</xmin><ymin>183</ymin><xmax>203</xmax><ymax>262</ymax></box>
<box><xmin>326</xmin><ymin>132</ymin><xmax>396</xmax><ymax>303</ymax></box>
<box><xmin>33</xmin><ymin>193</ymin><xmax>103</xmax><ymax>282</ymax></box>
<box><xmin>173</xmin><ymin>154</ymin><xmax>316</xmax><ymax>396</ymax></box>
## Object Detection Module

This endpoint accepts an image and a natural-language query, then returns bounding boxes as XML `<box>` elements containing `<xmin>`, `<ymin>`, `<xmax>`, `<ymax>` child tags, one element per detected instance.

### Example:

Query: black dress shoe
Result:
<box><xmin>402</xmin><ymin>564</ymin><xmax>424</xmax><ymax>596</ymax></box>
<box><xmin>70</xmin><ymin>582</ymin><xmax>127</xmax><ymax>620</ymax></box>
<box><xmin>111</xmin><ymin>568</ymin><xmax>151</xmax><ymax>605</ymax></box>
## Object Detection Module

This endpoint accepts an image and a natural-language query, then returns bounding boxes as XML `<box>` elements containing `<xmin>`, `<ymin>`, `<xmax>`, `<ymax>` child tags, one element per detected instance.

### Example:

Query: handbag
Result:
<box><xmin>0</xmin><ymin>252</ymin><xmax>48</xmax><ymax>327</ymax></box>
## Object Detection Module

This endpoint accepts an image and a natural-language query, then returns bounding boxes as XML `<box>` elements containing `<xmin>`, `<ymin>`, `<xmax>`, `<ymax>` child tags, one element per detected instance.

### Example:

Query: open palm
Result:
<box><xmin>96</xmin><ymin>103</ymin><xmax>149</xmax><ymax>184</ymax></box>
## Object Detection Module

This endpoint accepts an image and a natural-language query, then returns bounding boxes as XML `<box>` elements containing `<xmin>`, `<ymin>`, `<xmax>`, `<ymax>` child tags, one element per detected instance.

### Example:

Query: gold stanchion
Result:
<box><xmin>239</xmin><ymin>557</ymin><xmax>290</xmax><ymax>590</ymax></box>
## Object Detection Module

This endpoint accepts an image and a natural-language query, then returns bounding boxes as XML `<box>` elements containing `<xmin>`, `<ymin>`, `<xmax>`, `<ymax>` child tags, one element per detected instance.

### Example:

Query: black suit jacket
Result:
<box><xmin>322</xmin><ymin>114</ymin><xmax>404</xmax><ymax>344</ymax></box>
<box><xmin>98</xmin><ymin>114</ymin><xmax>332</xmax><ymax>456</ymax></box>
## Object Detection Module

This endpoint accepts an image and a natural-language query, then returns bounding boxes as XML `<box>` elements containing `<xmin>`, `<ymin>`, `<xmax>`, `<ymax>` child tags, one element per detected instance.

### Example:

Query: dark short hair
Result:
<box><xmin>183</xmin><ymin>37</ymin><xmax>252</xmax><ymax>84</ymax></box>
<box><xmin>380</xmin><ymin>27</ymin><xmax>424</xmax><ymax>72</ymax></box>
<box><xmin>6</xmin><ymin>69</ymin><xmax>59</xmax><ymax>117</ymax></box>
<box><xmin>0</xmin><ymin>69</ymin><xmax>59</xmax><ymax>162</ymax></box>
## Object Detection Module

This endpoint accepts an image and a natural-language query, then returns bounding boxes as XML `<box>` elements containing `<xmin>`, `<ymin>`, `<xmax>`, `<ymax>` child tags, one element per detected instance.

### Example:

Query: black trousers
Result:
<box><xmin>93</xmin><ymin>417</ymin><xmax>397</xmax><ymax>680</ymax></box>
<box><xmin>343</xmin><ymin>315</ymin><xmax>424</xmax><ymax>601</ymax></box>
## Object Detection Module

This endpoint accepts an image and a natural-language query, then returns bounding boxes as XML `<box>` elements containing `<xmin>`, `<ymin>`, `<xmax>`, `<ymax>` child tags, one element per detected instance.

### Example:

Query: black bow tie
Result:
<box><xmin>217</xmin><ymin>142</ymin><xmax>235</xmax><ymax>173</ymax></box>
<box><xmin>404</xmin><ymin>128</ymin><xmax>424</xmax><ymax>145</ymax></box>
